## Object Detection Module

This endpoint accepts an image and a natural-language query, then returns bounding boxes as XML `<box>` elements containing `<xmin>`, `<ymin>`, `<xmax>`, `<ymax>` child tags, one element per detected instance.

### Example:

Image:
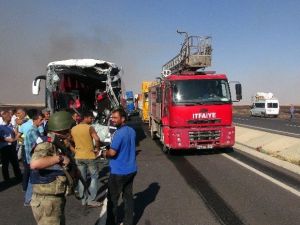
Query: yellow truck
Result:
<box><xmin>141</xmin><ymin>81</ymin><xmax>155</xmax><ymax>122</ymax></box>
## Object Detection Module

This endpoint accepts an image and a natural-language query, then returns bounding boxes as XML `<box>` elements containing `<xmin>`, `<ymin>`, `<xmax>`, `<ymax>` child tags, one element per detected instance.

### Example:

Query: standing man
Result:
<box><xmin>16</xmin><ymin>108</ymin><xmax>28</xmax><ymax>126</ymax></box>
<box><xmin>102</xmin><ymin>108</ymin><xmax>137</xmax><ymax>225</ymax></box>
<box><xmin>0</xmin><ymin>110</ymin><xmax>5</xmax><ymax>125</ymax></box>
<box><xmin>71</xmin><ymin>111</ymin><xmax>102</xmax><ymax>207</ymax></box>
<box><xmin>42</xmin><ymin>108</ymin><xmax>51</xmax><ymax>136</ymax></box>
<box><xmin>9</xmin><ymin>109</ymin><xmax>17</xmax><ymax>129</ymax></box>
<box><xmin>289</xmin><ymin>104</ymin><xmax>295</xmax><ymax>123</ymax></box>
<box><xmin>24</xmin><ymin>110</ymin><xmax>47</xmax><ymax>206</ymax></box>
<box><xmin>15</xmin><ymin>108</ymin><xmax>29</xmax><ymax>161</ymax></box>
<box><xmin>30</xmin><ymin>111</ymin><xmax>73</xmax><ymax>225</ymax></box>
<box><xmin>68</xmin><ymin>109</ymin><xmax>81</xmax><ymax>129</ymax></box>
<box><xmin>0</xmin><ymin>111</ymin><xmax>22</xmax><ymax>181</ymax></box>
<box><xmin>18</xmin><ymin>109</ymin><xmax>44</xmax><ymax>193</ymax></box>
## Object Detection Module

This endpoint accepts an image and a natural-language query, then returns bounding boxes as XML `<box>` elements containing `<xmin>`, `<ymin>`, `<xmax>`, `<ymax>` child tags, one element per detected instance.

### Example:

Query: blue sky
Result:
<box><xmin>1</xmin><ymin>0</ymin><xmax>300</xmax><ymax>104</ymax></box>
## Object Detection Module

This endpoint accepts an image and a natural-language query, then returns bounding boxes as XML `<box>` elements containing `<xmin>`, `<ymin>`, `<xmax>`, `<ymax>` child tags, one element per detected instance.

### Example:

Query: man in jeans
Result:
<box><xmin>102</xmin><ymin>108</ymin><xmax>137</xmax><ymax>225</ymax></box>
<box><xmin>71</xmin><ymin>111</ymin><xmax>102</xmax><ymax>207</ymax></box>
<box><xmin>24</xmin><ymin>110</ymin><xmax>47</xmax><ymax>206</ymax></box>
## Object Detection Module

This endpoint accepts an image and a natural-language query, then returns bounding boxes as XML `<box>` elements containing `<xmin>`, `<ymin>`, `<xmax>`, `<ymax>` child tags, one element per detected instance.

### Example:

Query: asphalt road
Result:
<box><xmin>1</xmin><ymin>117</ymin><xmax>300</xmax><ymax>225</ymax></box>
<box><xmin>234</xmin><ymin>115</ymin><xmax>300</xmax><ymax>137</ymax></box>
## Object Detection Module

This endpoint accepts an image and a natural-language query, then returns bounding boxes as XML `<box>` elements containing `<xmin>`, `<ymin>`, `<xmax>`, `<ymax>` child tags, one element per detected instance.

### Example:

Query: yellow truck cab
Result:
<box><xmin>141</xmin><ymin>81</ymin><xmax>155</xmax><ymax>122</ymax></box>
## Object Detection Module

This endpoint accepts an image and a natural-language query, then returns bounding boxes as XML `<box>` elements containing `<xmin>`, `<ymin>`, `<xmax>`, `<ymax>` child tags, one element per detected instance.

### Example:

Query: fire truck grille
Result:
<box><xmin>187</xmin><ymin>119</ymin><xmax>221</xmax><ymax>124</ymax></box>
<box><xmin>189</xmin><ymin>130</ymin><xmax>220</xmax><ymax>141</ymax></box>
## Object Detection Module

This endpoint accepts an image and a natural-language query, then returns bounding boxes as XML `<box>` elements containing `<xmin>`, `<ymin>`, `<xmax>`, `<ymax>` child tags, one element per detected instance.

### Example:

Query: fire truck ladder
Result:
<box><xmin>162</xmin><ymin>34</ymin><xmax>212</xmax><ymax>74</ymax></box>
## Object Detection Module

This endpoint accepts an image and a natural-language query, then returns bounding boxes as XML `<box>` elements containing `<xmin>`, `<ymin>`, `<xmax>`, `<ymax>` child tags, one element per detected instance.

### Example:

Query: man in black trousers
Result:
<box><xmin>0</xmin><ymin>111</ymin><xmax>22</xmax><ymax>181</ymax></box>
<box><xmin>102</xmin><ymin>108</ymin><xmax>137</xmax><ymax>225</ymax></box>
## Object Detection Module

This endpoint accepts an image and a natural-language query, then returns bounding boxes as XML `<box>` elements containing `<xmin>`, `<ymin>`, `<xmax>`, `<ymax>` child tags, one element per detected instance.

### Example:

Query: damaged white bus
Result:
<box><xmin>32</xmin><ymin>59</ymin><xmax>124</xmax><ymax>142</ymax></box>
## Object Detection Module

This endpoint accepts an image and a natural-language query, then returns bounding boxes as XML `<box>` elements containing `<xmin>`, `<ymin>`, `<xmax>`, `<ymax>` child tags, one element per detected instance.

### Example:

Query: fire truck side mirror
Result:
<box><xmin>235</xmin><ymin>83</ymin><xmax>242</xmax><ymax>101</ymax></box>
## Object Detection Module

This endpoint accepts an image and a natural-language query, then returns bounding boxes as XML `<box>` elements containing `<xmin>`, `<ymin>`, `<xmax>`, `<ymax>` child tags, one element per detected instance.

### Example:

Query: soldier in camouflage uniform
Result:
<box><xmin>30</xmin><ymin>111</ymin><xmax>73</xmax><ymax>225</ymax></box>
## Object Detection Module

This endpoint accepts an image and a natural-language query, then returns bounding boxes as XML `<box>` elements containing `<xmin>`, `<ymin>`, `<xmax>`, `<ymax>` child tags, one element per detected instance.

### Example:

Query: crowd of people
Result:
<box><xmin>0</xmin><ymin>107</ymin><xmax>137</xmax><ymax>225</ymax></box>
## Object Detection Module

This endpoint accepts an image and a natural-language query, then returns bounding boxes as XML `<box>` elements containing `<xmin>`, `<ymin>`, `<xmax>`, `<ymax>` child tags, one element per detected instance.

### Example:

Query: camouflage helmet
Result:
<box><xmin>48</xmin><ymin>111</ymin><xmax>73</xmax><ymax>132</ymax></box>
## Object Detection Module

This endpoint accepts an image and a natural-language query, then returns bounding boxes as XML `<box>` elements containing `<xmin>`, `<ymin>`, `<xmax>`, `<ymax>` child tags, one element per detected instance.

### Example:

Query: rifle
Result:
<box><xmin>51</xmin><ymin>134</ymin><xmax>90</xmax><ymax>197</ymax></box>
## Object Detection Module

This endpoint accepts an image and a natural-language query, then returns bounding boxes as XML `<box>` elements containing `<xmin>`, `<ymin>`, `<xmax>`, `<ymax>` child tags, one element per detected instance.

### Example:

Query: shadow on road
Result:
<box><xmin>168</xmin><ymin>147</ymin><xmax>234</xmax><ymax>157</ymax></box>
<box><xmin>0</xmin><ymin>177</ymin><xmax>22</xmax><ymax>192</ymax></box>
<box><xmin>94</xmin><ymin>182</ymin><xmax>160</xmax><ymax>225</ymax></box>
<box><xmin>133</xmin><ymin>182</ymin><xmax>160</xmax><ymax>225</ymax></box>
<box><xmin>115</xmin><ymin>182</ymin><xmax>160</xmax><ymax>225</ymax></box>
<box><xmin>151</xmin><ymin>135</ymin><xmax>235</xmax><ymax>157</ymax></box>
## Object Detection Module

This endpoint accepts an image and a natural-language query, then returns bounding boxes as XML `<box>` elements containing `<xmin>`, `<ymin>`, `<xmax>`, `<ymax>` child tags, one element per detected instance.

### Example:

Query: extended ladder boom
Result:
<box><xmin>162</xmin><ymin>35</ymin><xmax>212</xmax><ymax>74</ymax></box>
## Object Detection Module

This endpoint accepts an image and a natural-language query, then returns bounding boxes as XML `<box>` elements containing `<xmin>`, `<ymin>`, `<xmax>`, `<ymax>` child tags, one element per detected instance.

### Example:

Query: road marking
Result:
<box><xmin>222</xmin><ymin>153</ymin><xmax>300</xmax><ymax>197</ymax></box>
<box><xmin>285</xmin><ymin>123</ymin><xmax>300</xmax><ymax>128</ymax></box>
<box><xmin>98</xmin><ymin>197</ymin><xmax>108</xmax><ymax>225</ymax></box>
<box><xmin>234</xmin><ymin>123</ymin><xmax>300</xmax><ymax>136</ymax></box>
<box><xmin>234</xmin><ymin>117</ymin><xmax>249</xmax><ymax>121</ymax></box>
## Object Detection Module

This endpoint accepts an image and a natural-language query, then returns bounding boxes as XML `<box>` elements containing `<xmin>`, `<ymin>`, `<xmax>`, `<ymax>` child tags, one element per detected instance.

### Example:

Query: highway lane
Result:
<box><xmin>145</xmin><ymin>121</ymin><xmax>300</xmax><ymax>225</ymax></box>
<box><xmin>182</xmin><ymin>149</ymin><xmax>300</xmax><ymax>225</ymax></box>
<box><xmin>234</xmin><ymin>115</ymin><xmax>300</xmax><ymax>137</ymax></box>
<box><xmin>1</xmin><ymin>117</ymin><xmax>300</xmax><ymax>225</ymax></box>
<box><xmin>140</xmin><ymin>117</ymin><xmax>300</xmax><ymax>225</ymax></box>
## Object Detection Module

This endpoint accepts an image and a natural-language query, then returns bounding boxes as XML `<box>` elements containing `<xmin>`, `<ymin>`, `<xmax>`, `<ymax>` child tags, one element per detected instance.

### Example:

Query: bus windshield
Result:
<box><xmin>172</xmin><ymin>79</ymin><xmax>231</xmax><ymax>104</ymax></box>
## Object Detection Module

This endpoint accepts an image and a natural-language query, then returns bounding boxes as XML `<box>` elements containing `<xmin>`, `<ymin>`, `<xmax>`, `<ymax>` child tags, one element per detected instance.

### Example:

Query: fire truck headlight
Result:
<box><xmin>177</xmin><ymin>137</ymin><xmax>181</xmax><ymax>142</ymax></box>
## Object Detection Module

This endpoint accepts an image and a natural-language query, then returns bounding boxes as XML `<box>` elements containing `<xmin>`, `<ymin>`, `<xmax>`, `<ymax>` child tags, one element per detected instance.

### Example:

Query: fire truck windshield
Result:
<box><xmin>172</xmin><ymin>79</ymin><xmax>231</xmax><ymax>104</ymax></box>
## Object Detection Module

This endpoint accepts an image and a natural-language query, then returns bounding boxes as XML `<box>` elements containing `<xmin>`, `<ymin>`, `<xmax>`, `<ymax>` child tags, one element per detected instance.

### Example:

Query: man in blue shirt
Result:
<box><xmin>102</xmin><ymin>108</ymin><xmax>137</xmax><ymax>225</ymax></box>
<box><xmin>18</xmin><ymin>109</ymin><xmax>44</xmax><ymax>192</ymax></box>
<box><xmin>0</xmin><ymin>111</ymin><xmax>22</xmax><ymax>181</ymax></box>
<box><xmin>24</xmin><ymin>110</ymin><xmax>46</xmax><ymax>205</ymax></box>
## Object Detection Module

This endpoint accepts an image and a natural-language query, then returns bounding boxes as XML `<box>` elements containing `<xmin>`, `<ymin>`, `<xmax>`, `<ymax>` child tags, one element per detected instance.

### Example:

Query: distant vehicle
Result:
<box><xmin>141</xmin><ymin>81</ymin><xmax>156</xmax><ymax>122</ymax></box>
<box><xmin>250</xmin><ymin>92</ymin><xmax>280</xmax><ymax>117</ymax></box>
<box><xmin>125</xmin><ymin>91</ymin><xmax>137</xmax><ymax>117</ymax></box>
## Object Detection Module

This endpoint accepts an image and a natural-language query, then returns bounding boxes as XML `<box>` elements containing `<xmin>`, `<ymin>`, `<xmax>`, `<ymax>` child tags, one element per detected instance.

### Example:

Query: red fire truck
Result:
<box><xmin>149</xmin><ymin>32</ymin><xmax>242</xmax><ymax>153</ymax></box>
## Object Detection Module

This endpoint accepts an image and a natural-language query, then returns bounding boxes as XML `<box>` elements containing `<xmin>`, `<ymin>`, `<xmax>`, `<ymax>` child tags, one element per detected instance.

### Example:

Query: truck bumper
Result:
<box><xmin>166</xmin><ymin>126</ymin><xmax>235</xmax><ymax>150</ymax></box>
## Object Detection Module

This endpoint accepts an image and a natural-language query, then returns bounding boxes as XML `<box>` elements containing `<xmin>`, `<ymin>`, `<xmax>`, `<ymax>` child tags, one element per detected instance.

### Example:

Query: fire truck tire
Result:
<box><xmin>162</xmin><ymin>144</ymin><xmax>171</xmax><ymax>154</ymax></box>
<box><xmin>150</xmin><ymin>124</ymin><xmax>156</xmax><ymax>139</ymax></box>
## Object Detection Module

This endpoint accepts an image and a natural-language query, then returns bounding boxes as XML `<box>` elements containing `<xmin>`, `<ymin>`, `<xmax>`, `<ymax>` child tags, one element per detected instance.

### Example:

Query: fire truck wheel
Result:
<box><xmin>150</xmin><ymin>125</ymin><xmax>156</xmax><ymax>140</ymax></box>
<box><xmin>162</xmin><ymin>144</ymin><xmax>171</xmax><ymax>154</ymax></box>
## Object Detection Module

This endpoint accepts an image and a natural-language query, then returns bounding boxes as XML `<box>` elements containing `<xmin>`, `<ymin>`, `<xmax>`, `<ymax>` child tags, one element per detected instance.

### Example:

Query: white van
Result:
<box><xmin>250</xmin><ymin>99</ymin><xmax>280</xmax><ymax>117</ymax></box>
